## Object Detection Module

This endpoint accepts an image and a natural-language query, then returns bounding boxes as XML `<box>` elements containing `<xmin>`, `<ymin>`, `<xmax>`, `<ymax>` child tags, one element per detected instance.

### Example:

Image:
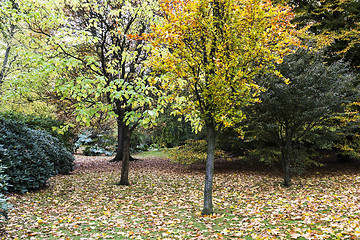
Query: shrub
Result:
<box><xmin>167</xmin><ymin>140</ymin><xmax>228</xmax><ymax>164</ymax></box>
<box><xmin>75</xmin><ymin>132</ymin><xmax>115</xmax><ymax>156</ymax></box>
<box><xmin>29</xmin><ymin>129</ymin><xmax>75</xmax><ymax>175</ymax></box>
<box><xmin>83</xmin><ymin>145</ymin><xmax>113</xmax><ymax>156</ymax></box>
<box><xmin>0</xmin><ymin>163</ymin><xmax>11</xmax><ymax>221</ymax></box>
<box><xmin>0</xmin><ymin>117</ymin><xmax>74</xmax><ymax>193</ymax></box>
<box><xmin>0</xmin><ymin>111</ymin><xmax>76</xmax><ymax>151</ymax></box>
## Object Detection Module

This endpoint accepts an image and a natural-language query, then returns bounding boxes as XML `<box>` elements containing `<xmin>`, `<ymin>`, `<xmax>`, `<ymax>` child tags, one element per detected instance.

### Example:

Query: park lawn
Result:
<box><xmin>4</xmin><ymin>153</ymin><xmax>360</xmax><ymax>239</ymax></box>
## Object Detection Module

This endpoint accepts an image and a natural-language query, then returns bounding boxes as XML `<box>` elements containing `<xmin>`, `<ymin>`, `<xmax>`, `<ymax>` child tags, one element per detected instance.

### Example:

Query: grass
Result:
<box><xmin>4</xmin><ymin>154</ymin><xmax>360</xmax><ymax>239</ymax></box>
<box><xmin>133</xmin><ymin>149</ymin><xmax>170</xmax><ymax>159</ymax></box>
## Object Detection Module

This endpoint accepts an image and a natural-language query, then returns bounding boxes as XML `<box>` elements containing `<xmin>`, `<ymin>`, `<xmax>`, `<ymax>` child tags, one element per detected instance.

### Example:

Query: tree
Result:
<box><xmin>0</xmin><ymin>0</ymin><xmax>61</xmax><ymax>116</ymax></box>
<box><xmin>26</xmin><ymin>0</ymin><xmax>164</xmax><ymax>185</ymax></box>
<box><xmin>0</xmin><ymin>0</ymin><xmax>19</xmax><ymax>86</ymax></box>
<box><xmin>151</xmin><ymin>0</ymin><xmax>299</xmax><ymax>214</ymax></box>
<box><xmin>281</xmin><ymin>0</ymin><xmax>360</xmax><ymax>69</ymax></box>
<box><xmin>247</xmin><ymin>48</ymin><xmax>358</xmax><ymax>187</ymax></box>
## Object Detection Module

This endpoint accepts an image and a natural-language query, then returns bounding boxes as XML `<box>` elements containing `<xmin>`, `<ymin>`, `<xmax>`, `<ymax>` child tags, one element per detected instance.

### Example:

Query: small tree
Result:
<box><xmin>0</xmin><ymin>0</ymin><xmax>67</xmax><ymax>116</ymax></box>
<box><xmin>248</xmin><ymin>48</ymin><xmax>358</xmax><ymax>187</ymax></box>
<box><xmin>151</xmin><ymin>0</ymin><xmax>299</xmax><ymax>214</ymax></box>
<box><xmin>0</xmin><ymin>0</ymin><xmax>19</xmax><ymax>85</ymax></box>
<box><xmin>25</xmin><ymin>0</ymin><xmax>164</xmax><ymax>185</ymax></box>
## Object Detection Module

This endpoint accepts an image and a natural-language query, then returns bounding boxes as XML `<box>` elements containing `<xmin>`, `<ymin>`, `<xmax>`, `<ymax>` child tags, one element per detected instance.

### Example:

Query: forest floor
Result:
<box><xmin>4</xmin><ymin>151</ymin><xmax>360</xmax><ymax>239</ymax></box>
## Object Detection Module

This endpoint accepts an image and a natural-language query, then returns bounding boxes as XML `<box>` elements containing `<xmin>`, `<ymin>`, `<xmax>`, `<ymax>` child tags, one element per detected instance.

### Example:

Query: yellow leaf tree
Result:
<box><xmin>151</xmin><ymin>0</ymin><xmax>300</xmax><ymax>215</ymax></box>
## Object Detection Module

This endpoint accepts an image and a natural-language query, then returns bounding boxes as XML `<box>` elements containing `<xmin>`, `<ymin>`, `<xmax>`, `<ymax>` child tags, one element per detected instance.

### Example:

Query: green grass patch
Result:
<box><xmin>133</xmin><ymin>149</ymin><xmax>170</xmax><ymax>158</ymax></box>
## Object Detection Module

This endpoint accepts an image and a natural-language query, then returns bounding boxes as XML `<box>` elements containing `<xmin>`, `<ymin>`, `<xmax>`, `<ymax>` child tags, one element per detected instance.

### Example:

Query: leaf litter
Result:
<box><xmin>4</xmin><ymin>155</ymin><xmax>360</xmax><ymax>239</ymax></box>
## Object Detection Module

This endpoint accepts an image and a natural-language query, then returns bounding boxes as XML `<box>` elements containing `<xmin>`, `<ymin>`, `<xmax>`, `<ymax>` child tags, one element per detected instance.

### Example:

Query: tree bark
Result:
<box><xmin>110</xmin><ymin>117</ymin><xmax>125</xmax><ymax>162</ymax></box>
<box><xmin>0</xmin><ymin>46</ymin><xmax>11</xmax><ymax>86</ymax></box>
<box><xmin>202</xmin><ymin>124</ymin><xmax>217</xmax><ymax>215</ymax></box>
<box><xmin>110</xmin><ymin>117</ymin><xmax>136</xmax><ymax>162</ymax></box>
<box><xmin>119</xmin><ymin>125</ymin><xmax>131</xmax><ymax>185</ymax></box>
<box><xmin>281</xmin><ymin>143</ymin><xmax>292</xmax><ymax>187</ymax></box>
<box><xmin>0</xmin><ymin>1</ymin><xmax>17</xmax><ymax>86</ymax></box>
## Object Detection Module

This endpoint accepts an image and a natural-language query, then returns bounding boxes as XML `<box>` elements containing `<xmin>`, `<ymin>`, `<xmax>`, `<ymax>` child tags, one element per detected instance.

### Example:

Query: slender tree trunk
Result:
<box><xmin>119</xmin><ymin>125</ymin><xmax>131</xmax><ymax>185</ymax></box>
<box><xmin>281</xmin><ymin>143</ymin><xmax>292</xmax><ymax>187</ymax></box>
<box><xmin>0</xmin><ymin>10</ymin><xmax>17</xmax><ymax>87</ymax></box>
<box><xmin>202</xmin><ymin>124</ymin><xmax>217</xmax><ymax>215</ymax></box>
<box><xmin>0</xmin><ymin>46</ymin><xmax>11</xmax><ymax>86</ymax></box>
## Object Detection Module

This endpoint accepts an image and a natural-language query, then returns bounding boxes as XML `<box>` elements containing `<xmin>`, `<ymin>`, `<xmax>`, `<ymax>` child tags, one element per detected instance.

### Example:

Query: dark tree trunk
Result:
<box><xmin>202</xmin><ymin>124</ymin><xmax>217</xmax><ymax>215</ymax></box>
<box><xmin>110</xmin><ymin>114</ymin><xmax>136</xmax><ymax>162</ymax></box>
<box><xmin>119</xmin><ymin>125</ymin><xmax>131</xmax><ymax>185</ymax></box>
<box><xmin>281</xmin><ymin>143</ymin><xmax>292</xmax><ymax>187</ymax></box>
<box><xmin>110</xmin><ymin>117</ymin><xmax>125</xmax><ymax>162</ymax></box>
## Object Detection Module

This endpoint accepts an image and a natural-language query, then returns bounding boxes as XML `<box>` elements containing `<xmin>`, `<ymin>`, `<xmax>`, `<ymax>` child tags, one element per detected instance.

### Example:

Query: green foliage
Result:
<box><xmin>167</xmin><ymin>140</ymin><xmax>228</xmax><ymax>165</ymax></box>
<box><xmin>0</xmin><ymin>111</ymin><xmax>76</xmax><ymax>151</ymax></box>
<box><xmin>47</xmin><ymin>0</ymin><xmax>164</xmax><ymax>129</ymax></box>
<box><xmin>0</xmin><ymin>116</ymin><xmax>74</xmax><ymax>193</ymax></box>
<box><xmin>83</xmin><ymin>145</ymin><xmax>113</xmax><ymax>157</ymax></box>
<box><xmin>149</xmin><ymin>108</ymin><xmax>198</xmax><ymax>148</ymax></box>
<box><xmin>130</xmin><ymin>128</ymin><xmax>152</xmax><ymax>152</ymax></box>
<box><xmin>0</xmin><ymin>164</ymin><xmax>11</xmax><ymax>221</ymax></box>
<box><xmin>30</xmin><ymin>129</ymin><xmax>75</xmax><ymax>175</ymax></box>
<box><xmin>0</xmin><ymin>118</ymin><xmax>54</xmax><ymax>193</ymax></box>
<box><xmin>289</xmin><ymin>0</ymin><xmax>360</xmax><ymax>69</ymax></box>
<box><xmin>76</xmin><ymin>132</ymin><xmax>115</xmax><ymax>156</ymax></box>
<box><xmin>328</xmin><ymin>101</ymin><xmax>360</xmax><ymax>161</ymax></box>
<box><xmin>247</xmin><ymin>48</ymin><xmax>359</xmax><ymax>175</ymax></box>
<box><xmin>216</xmin><ymin>128</ymin><xmax>250</xmax><ymax>156</ymax></box>
<box><xmin>75</xmin><ymin>132</ymin><xmax>95</xmax><ymax>149</ymax></box>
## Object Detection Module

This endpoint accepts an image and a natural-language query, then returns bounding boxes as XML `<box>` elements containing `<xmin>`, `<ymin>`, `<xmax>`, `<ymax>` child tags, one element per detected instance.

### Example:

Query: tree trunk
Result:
<box><xmin>0</xmin><ymin>46</ymin><xmax>11</xmax><ymax>86</ymax></box>
<box><xmin>119</xmin><ymin>125</ymin><xmax>131</xmax><ymax>186</ymax></box>
<box><xmin>202</xmin><ymin>124</ymin><xmax>217</xmax><ymax>215</ymax></box>
<box><xmin>281</xmin><ymin>143</ymin><xmax>292</xmax><ymax>187</ymax></box>
<box><xmin>110</xmin><ymin>116</ymin><xmax>136</xmax><ymax>162</ymax></box>
<box><xmin>0</xmin><ymin>11</ymin><xmax>17</xmax><ymax>87</ymax></box>
<box><xmin>110</xmin><ymin>117</ymin><xmax>125</xmax><ymax>162</ymax></box>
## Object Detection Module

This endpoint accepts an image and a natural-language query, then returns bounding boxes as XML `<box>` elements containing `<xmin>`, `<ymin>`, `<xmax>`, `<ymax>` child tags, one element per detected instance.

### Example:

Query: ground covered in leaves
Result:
<box><xmin>5</xmin><ymin>153</ymin><xmax>360</xmax><ymax>239</ymax></box>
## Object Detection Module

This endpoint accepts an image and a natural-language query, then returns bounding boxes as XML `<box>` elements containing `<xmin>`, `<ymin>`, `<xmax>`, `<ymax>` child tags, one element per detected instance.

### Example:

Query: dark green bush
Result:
<box><xmin>29</xmin><ymin>129</ymin><xmax>75</xmax><ymax>175</ymax></box>
<box><xmin>0</xmin><ymin>117</ymin><xmax>74</xmax><ymax>193</ymax></box>
<box><xmin>0</xmin><ymin>111</ymin><xmax>76</xmax><ymax>151</ymax></box>
<box><xmin>246</xmin><ymin>48</ymin><xmax>358</xmax><ymax>186</ymax></box>
<box><xmin>0</xmin><ymin>164</ymin><xmax>11</xmax><ymax>221</ymax></box>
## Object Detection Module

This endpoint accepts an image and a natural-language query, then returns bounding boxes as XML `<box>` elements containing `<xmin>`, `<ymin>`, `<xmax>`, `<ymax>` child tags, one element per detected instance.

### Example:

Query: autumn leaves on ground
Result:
<box><xmin>6</xmin><ymin>153</ymin><xmax>360</xmax><ymax>239</ymax></box>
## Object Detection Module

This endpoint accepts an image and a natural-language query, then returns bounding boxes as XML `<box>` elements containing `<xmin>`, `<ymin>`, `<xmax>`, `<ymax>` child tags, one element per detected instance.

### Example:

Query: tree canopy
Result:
<box><xmin>21</xmin><ymin>0</ymin><xmax>166</xmax><ymax>185</ymax></box>
<box><xmin>151</xmin><ymin>0</ymin><xmax>300</xmax><ymax>215</ymax></box>
<box><xmin>284</xmin><ymin>0</ymin><xmax>360</xmax><ymax>69</ymax></box>
<box><xmin>247</xmin><ymin>48</ymin><xmax>359</xmax><ymax>186</ymax></box>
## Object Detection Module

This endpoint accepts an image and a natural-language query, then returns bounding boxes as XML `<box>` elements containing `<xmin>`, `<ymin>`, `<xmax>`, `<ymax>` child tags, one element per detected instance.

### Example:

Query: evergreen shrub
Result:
<box><xmin>0</xmin><ymin>117</ymin><xmax>74</xmax><ymax>193</ymax></box>
<box><xmin>0</xmin><ymin>163</ymin><xmax>11</xmax><ymax>221</ymax></box>
<box><xmin>0</xmin><ymin>111</ymin><xmax>76</xmax><ymax>151</ymax></box>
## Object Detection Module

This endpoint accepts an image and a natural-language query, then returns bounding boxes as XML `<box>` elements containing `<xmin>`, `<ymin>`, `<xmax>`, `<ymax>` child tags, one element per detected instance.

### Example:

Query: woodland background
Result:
<box><xmin>0</xmin><ymin>0</ymin><xmax>360</xmax><ymax>238</ymax></box>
